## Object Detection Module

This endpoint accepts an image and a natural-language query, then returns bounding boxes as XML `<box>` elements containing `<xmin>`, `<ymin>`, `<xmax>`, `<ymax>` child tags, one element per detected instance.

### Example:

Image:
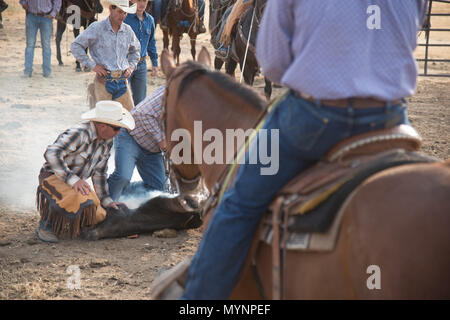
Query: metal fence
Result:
<box><xmin>417</xmin><ymin>0</ymin><xmax>450</xmax><ymax>77</ymax></box>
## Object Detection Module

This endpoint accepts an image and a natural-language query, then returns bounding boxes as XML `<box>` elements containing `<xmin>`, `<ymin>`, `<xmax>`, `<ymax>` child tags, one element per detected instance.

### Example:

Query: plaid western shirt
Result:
<box><xmin>42</xmin><ymin>121</ymin><xmax>114</xmax><ymax>206</ymax></box>
<box><xmin>129</xmin><ymin>85</ymin><xmax>166</xmax><ymax>153</ymax></box>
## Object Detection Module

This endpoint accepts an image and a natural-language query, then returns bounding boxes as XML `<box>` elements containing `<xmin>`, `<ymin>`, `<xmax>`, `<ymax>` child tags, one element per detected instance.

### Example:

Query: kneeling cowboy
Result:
<box><xmin>36</xmin><ymin>101</ymin><xmax>135</xmax><ymax>243</ymax></box>
<box><xmin>71</xmin><ymin>0</ymin><xmax>141</xmax><ymax>111</ymax></box>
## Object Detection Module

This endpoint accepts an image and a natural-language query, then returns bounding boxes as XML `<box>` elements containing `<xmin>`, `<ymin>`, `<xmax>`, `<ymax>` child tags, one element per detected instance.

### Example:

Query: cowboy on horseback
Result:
<box><xmin>159</xmin><ymin>0</ymin><xmax>206</xmax><ymax>33</ymax></box>
<box><xmin>181</xmin><ymin>0</ymin><xmax>429</xmax><ymax>299</ymax></box>
<box><xmin>215</xmin><ymin>0</ymin><xmax>252</xmax><ymax>59</ymax></box>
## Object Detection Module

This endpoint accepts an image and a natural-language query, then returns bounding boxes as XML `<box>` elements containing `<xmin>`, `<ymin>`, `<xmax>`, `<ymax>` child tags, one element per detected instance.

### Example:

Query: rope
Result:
<box><xmin>239</xmin><ymin>5</ymin><xmax>256</xmax><ymax>84</ymax></box>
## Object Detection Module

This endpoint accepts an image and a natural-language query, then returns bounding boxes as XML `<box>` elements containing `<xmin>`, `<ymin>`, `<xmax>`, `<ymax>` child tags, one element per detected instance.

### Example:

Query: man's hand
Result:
<box><xmin>124</xmin><ymin>67</ymin><xmax>133</xmax><ymax>78</ymax></box>
<box><xmin>106</xmin><ymin>201</ymin><xmax>128</xmax><ymax>210</ymax></box>
<box><xmin>93</xmin><ymin>64</ymin><xmax>108</xmax><ymax>77</ymax></box>
<box><xmin>159</xmin><ymin>139</ymin><xmax>167</xmax><ymax>152</ymax></box>
<box><xmin>73</xmin><ymin>179</ymin><xmax>92</xmax><ymax>196</ymax></box>
<box><xmin>150</xmin><ymin>66</ymin><xmax>159</xmax><ymax>77</ymax></box>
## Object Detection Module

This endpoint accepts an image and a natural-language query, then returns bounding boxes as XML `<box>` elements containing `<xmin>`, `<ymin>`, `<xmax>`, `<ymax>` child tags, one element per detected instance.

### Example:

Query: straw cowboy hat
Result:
<box><xmin>105</xmin><ymin>0</ymin><xmax>137</xmax><ymax>14</ymax></box>
<box><xmin>81</xmin><ymin>100</ymin><xmax>135</xmax><ymax>130</ymax></box>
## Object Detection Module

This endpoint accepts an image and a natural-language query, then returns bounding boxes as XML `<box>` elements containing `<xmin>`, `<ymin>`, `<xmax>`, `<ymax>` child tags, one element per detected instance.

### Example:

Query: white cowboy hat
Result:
<box><xmin>105</xmin><ymin>0</ymin><xmax>137</xmax><ymax>14</ymax></box>
<box><xmin>81</xmin><ymin>100</ymin><xmax>135</xmax><ymax>130</ymax></box>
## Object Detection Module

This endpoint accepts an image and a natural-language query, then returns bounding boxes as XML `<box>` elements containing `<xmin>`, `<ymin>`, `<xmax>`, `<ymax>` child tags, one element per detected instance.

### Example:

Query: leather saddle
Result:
<box><xmin>260</xmin><ymin>124</ymin><xmax>437</xmax><ymax>250</ymax></box>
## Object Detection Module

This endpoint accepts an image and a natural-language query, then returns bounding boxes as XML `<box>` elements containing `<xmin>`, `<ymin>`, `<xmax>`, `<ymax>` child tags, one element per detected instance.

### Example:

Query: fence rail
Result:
<box><xmin>417</xmin><ymin>0</ymin><xmax>450</xmax><ymax>77</ymax></box>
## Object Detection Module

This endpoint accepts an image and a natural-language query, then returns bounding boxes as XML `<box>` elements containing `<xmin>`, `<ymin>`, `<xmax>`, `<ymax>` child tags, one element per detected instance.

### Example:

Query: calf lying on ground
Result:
<box><xmin>80</xmin><ymin>195</ymin><xmax>203</xmax><ymax>240</ymax></box>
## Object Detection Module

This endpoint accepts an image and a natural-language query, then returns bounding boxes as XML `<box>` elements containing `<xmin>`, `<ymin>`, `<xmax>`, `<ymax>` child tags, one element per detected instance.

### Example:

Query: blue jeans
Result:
<box><xmin>107</xmin><ymin>129</ymin><xmax>166</xmax><ymax>201</ymax></box>
<box><xmin>182</xmin><ymin>91</ymin><xmax>409</xmax><ymax>299</ymax></box>
<box><xmin>153</xmin><ymin>0</ymin><xmax>162</xmax><ymax>24</ymax></box>
<box><xmin>25</xmin><ymin>13</ymin><xmax>52</xmax><ymax>76</ymax></box>
<box><xmin>105</xmin><ymin>73</ymin><xmax>128</xmax><ymax>100</ymax></box>
<box><xmin>129</xmin><ymin>60</ymin><xmax>147</xmax><ymax>106</ymax></box>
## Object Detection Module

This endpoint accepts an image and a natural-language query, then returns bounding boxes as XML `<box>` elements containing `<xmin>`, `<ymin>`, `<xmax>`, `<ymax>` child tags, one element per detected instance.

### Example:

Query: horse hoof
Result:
<box><xmin>75</xmin><ymin>67</ymin><xmax>82</xmax><ymax>72</ymax></box>
<box><xmin>58</xmin><ymin>62</ymin><xmax>64</xmax><ymax>66</ymax></box>
<box><xmin>84</xmin><ymin>67</ymin><xmax>90</xmax><ymax>72</ymax></box>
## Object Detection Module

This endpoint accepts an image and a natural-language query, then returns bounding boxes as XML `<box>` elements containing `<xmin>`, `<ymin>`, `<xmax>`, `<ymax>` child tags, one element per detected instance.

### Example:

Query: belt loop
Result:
<box><xmin>386</xmin><ymin>101</ymin><xmax>392</xmax><ymax>114</ymax></box>
<box><xmin>348</xmin><ymin>98</ymin><xmax>354</xmax><ymax>116</ymax></box>
<box><xmin>315</xmin><ymin>99</ymin><xmax>321</xmax><ymax>108</ymax></box>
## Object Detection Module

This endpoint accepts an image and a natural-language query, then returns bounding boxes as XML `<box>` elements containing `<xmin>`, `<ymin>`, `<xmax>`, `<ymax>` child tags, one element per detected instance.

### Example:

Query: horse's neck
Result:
<box><xmin>193</xmin><ymin>94</ymin><xmax>261</xmax><ymax>189</ymax></box>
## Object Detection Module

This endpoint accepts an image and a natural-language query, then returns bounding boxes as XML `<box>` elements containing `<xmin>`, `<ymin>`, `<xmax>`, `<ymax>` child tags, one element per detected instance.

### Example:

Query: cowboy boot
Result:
<box><xmin>215</xmin><ymin>43</ymin><xmax>230</xmax><ymax>60</ymax></box>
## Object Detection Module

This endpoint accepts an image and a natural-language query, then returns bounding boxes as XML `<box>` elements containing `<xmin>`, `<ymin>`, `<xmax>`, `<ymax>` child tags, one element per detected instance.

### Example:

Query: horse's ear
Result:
<box><xmin>161</xmin><ymin>49</ymin><xmax>176</xmax><ymax>78</ymax></box>
<box><xmin>197</xmin><ymin>47</ymin><xmax>211</xmax><ymax>67</ymax></box>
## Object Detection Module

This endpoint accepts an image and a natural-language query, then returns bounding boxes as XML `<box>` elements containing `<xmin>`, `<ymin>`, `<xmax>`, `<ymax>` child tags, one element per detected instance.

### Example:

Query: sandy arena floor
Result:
<box><xmin>0</xmin><ymin>2</ymin><xmax>449</xmax><ymax>299</ymax></box>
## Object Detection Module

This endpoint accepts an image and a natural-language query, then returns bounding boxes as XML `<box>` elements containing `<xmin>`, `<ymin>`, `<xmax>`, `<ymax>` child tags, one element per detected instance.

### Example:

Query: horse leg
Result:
<box><xmin>242</xmin><ymin>66</ymin><xmax>255</xmax><ymax>86</ymax></box>
<box><xmin>225</xmin><ymin>58</ymin><xmax>237</xmax><ymax>77</ymax></box>
<box><xmin>173</xmin><ymin>34</ymin><xmax>182</xmax><ymax>66</ymax></box>
<box><xmin>163</xmin><ymin>29</ymin><xmax>170</xmax><ymax>50</ymax></box>
<box><xmin>55</xmin><ymin>21</ymin><xmax>66</xmax><ymax>66</ymax></box>
<box><xmin>214</xmin><ymin>57</ymin><xmax>224</xmax><ymax>71</ymax></box>
<box><xmin>264</xmin><ymin>77</ymin><xmax>272</xmax><ymax>100</ymax></box>
<box><xmin>190</xmin><ymin>36</ymin><xmax>197</xmax><ymax>61</ymax></box>
<box><xmin>73</xmin><ymin>28</ymin><xmax>82</xmax><ymax>72</ymax></box>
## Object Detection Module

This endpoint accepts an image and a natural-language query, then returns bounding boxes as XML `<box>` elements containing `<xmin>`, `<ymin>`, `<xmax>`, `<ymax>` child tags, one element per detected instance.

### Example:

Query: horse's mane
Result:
<box><xmin>176</xmin><ymin>61</ymin><xmax>266</xmax><ymax>112</ymax></box>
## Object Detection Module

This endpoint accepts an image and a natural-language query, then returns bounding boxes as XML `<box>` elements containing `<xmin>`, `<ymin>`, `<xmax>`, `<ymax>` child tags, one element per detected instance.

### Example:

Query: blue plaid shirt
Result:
<box><xmin>129</xmin><ymin>86</ymin><xmax>166</xmax><ymax>153</ymax></box>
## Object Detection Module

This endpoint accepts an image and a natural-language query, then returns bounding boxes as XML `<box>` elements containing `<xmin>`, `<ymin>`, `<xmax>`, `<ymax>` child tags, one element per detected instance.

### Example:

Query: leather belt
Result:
<box><xmin>108</xmin><ymin>70</ymin><xmax>125</xmax><ymax>79</ymax></box>
<box><xmin>33</xmin><ymin>11</ymin><xmax>52</xmax><ymax>17</ymax></box>
<box><xmin>295</xmin><ymin>91</ymin><xmax>403</xmax><ymax>109</ymax></box>
<box><xmin>95</xmin><ymin>70</ymin><xmax>125</xmax><ymax>85</ymax></box>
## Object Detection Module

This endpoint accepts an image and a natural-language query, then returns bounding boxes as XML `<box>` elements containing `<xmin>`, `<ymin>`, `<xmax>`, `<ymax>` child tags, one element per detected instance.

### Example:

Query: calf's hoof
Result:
<box><xmin>79</xmin><ymin>228</ymin><xmax>100</xmax><ymax>241</ymax></box>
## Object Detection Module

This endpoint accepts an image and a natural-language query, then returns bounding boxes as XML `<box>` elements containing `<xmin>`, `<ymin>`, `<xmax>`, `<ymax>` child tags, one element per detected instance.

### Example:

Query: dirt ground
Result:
<box><xmin>0</xmin><ymin>2</ymin><xmax>449</xmax><ymax>299</ymax></box>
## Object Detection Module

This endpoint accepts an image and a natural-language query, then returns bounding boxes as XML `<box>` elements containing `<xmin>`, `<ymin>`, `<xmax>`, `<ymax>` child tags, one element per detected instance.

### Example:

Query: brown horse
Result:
<box><xmin>55</xmin><ymin>0</ymin><xmax>103</xmax><ymax>71</ymax></box>
<box><xmin>157</xmin><ymin>47</ymin><xmax>450</xmax><ymax>299</ymax></box>
<box><xmin>212</xmin><ymin>0</ymin><xmax>272</xmax><ymax>99</ymax></box>
<box><xmin>163</xmin><ymin>0</ymin><xmax>201</xmax><ymax>65</ymax></box>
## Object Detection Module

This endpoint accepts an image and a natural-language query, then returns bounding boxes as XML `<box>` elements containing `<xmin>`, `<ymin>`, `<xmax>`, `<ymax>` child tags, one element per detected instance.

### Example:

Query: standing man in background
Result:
<box><xmin>71</xmin><ymin>0</ymin><xmax>140</xmax><ymax>111</ymax></box>
<box><xmin>125</xmin><ymin>0</ymin><xmax>159</xmax><ymax>106</ymax></box>
<box><xmin>20</xmin><ymin>0</ymin><xmax>62</xmax><ymax>77</ymax></box>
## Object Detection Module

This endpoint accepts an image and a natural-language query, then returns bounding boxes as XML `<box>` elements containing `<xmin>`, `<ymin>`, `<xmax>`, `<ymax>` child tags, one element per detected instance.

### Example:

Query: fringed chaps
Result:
<box><xmin>36</xmin><ymin>174</ymin><xmax>106</xmax><ymax>239</ymax></box>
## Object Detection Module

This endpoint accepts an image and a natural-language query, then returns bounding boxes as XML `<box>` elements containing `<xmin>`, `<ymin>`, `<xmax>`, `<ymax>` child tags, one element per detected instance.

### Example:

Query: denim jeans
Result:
<box><xmin>129</xmin><ymin>60</ymin><xmax>147</xmax><ymax>106</ymax></box>
<box><xmin>182</xmin><ymin>90</ymin><xmax>409</xmax><ymax>299</ymax></box>
<box><xmin>105</xmin><ymin>73</ymin><xmax>128</xmax><ymax>100</ymax></box>
<box><xmin>107</xmin><ymin>129</ymin><xmax>166</xmax><ymax>201</ymax></box>
<box><xmin>25</xmin><ymin>13</ymin><xmax>53</xmax><ymax>76</ymax></box>
<box><xmin>153</xmin><ymin>0</ymin><xmax>162</xmax><ymax>24</ymax></box>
